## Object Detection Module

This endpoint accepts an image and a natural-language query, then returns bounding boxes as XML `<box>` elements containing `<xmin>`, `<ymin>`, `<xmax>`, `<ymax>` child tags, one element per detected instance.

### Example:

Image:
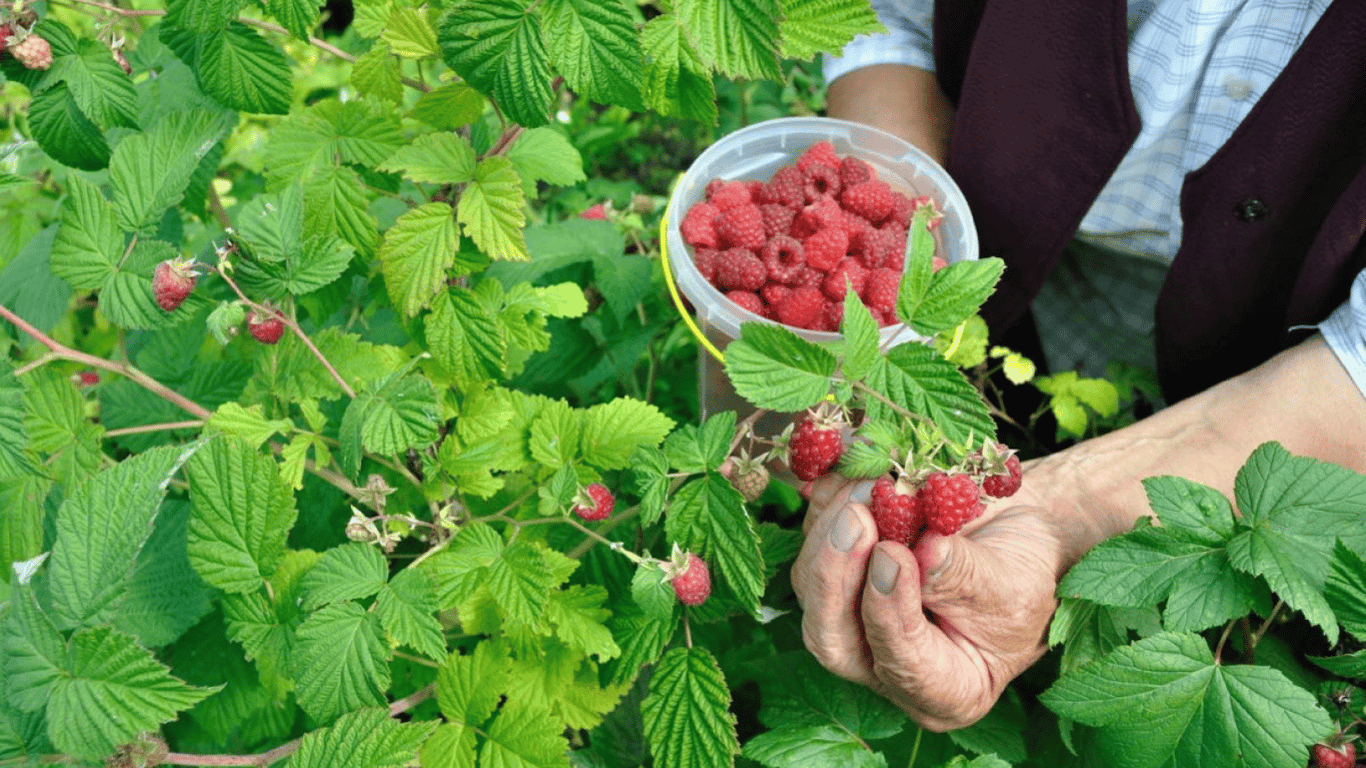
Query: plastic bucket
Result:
<box><xmin>661</xmin><ymin>116</ymin><xmax>980</xmax><ymax>424</ymax></box>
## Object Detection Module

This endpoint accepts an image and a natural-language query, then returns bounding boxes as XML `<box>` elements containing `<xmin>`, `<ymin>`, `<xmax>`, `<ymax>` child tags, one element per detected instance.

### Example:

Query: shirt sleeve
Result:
<box><xmin>1317</xmin><ymin>268</ymin><xmax>1366</xmax><ymax>399</ymax></box>
<box><xmin>821</xmin><ymin>0</ymin><xmax>937</xmax><ymax>85</ymax></box>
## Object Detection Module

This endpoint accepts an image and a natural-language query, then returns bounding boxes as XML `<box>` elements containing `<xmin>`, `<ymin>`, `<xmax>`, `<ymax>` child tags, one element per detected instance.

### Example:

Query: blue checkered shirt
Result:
<box><xmin>824</xmin><ymin>0</ymin><xmax>1366</xmax><ymax>397</ymax></box>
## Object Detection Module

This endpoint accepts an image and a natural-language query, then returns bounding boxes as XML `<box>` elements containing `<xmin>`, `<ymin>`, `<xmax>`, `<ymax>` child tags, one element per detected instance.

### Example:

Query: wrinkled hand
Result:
<box><xmin>791</xmin><ymin>472</ymin><xmax>1066</xmax><ymax>731</ymax></box>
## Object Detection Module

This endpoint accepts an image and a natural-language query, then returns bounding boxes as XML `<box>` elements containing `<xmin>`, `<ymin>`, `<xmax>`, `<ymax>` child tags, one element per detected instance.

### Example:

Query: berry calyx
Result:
<box><xmin>572</xmin><ymin>482</ymin><xmax>615</xmax><ymax>521</ymax></box>
<box><xmin>787</xmin><ymin>407</ymin><xmax>846</xmax><ymax>482</ymax></box>
<box><xmin>152</xmin><ymin>258</ymin><xmax>198</xmax><ymax>312</ymax></box>
<box><xmin>919</xmin><ymin>471</ymin><xmax>985</xmax><ymax>536</ymax></box>
<box><xmin>668</xmin><ymin>551</ymin><xmax>712</xmax><ymax>606</ymax></box>
<box><xmin>247</xmin><ymin>307</ymin><xmax>286</xmax><ymax>345</ymax></box>
<box><xmin>870</xmin><ymin>476</ymin><xmax>924</xmax><ymax>547</ymax></box>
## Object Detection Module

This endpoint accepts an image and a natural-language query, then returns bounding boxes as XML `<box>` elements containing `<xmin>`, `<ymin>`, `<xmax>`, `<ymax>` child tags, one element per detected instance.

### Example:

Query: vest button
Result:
<box><xmin>1234</xmin><ymin>198</ymin><xmax>1269</xmax><ymax>222</ymax></box>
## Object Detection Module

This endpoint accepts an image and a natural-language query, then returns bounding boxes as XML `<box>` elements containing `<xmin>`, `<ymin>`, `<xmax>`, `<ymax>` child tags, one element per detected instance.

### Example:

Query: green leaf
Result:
<box><xmin>663</xmin><ymin>410</ymin><xmax>736</xmax><ymax>474</ymax></box>
<box><xmin>480</xmin><ymin>700</ymin><xmax>571</xmax><ymax>767</ymax></box>
<box><xmin>901</xmin><ymin>258</ymin><xmax>1004</xmax><ymax>337</ymax></box>
<box><xmin>487</xmin><ymin>541</ymin><xmax>556</xmax><ymax>627</ymax></box>
<box><xmin>1325</xmin><ymin>541</ymin><xmax>1366</xmax><ymax>638</ymax></box>
<box><xmin>47</xmin><ymin>36</ymin><xmax>139</xmax><ymax>130</ymax></box>
<box><xmin>505</xmin><ymin>127</ymin><xmax>587</xmax><ymax>187</ymax></box>
<box><xmin>50</xmin><ymin>176</ymin><xmax>122</xmax><ymax>291</ymax></box>
<box><xmin>165</xmin><ymin>0</ymin><xmax>241</xmax><ymax>31</ymax></box>
<box><xmin>438</xmin><ymin>0</ymin><xmax>555</xmax><ymax>127</ymax></box>
<box><xmin>422</xmin><ymin>522</ymin><xmax>505</xmax><ymax>610</ymax></box>
<box><xmin>548</xmin><ymin>585</ymin><xmax>620</xmax><ymax>662</ymax></box>
<box><xmin>751</xmin><ymin>652</ymin><xmax>905</xmax><ymax>746</ymax></box>
<box><xmin>632</xmin><ymin>445</ymin><xmax>670</xmax><ymax>527</ymax></box>
<box><xmin>862</xmin><ymin>343</ymin><xmax>995</xmax><ymax>445</ymax></box>
<box><xmin>285</xmin><ymin>707</ymin><xmax>437</xmax><ymax>768</ymax></box>
<box><xmin>110</xmin><ymin>109</ymin><xmax>229</xmax><ymax>233</ymax></box>
<box><xmin>2</xmin><ymin>587</ymin><xmax>67</xmax><ymax>713</ymax></box>
<box><xmin>538</xmin><ymin>0</ymin><xmax>643</xmax><ymax>110</ymax></box>
<box><xmin>723</xmin><ymin>322</ymin><xmax>837</xmax><ymax>412</ymax></box>
<box><xmin>1040</xmin><ymin>632</ymin><xmax>1333</xmax><ymax>768</ymax></box>
<box><xmin>207</xmin><ymin>402</ymin><xmax>293</xmax><ymax>447</ymax></box>
<box><xmin>381</xmin><ymin>202</ymin><xmax>462</xmax><ymax>317</ymax></box>
<box><xmin>640</xmin><ymin>14</ymin><xmax>716</xmax><ymax>123</ymax></box>
<box><xmin>48</xmin><ymin>626</ymin><xmax>218</xmax><ymax>760</ymax></box>
<box><xmin>675</xmin><ymin>0</ymin><xmax>781</xmax><ymax>80</ymax></box>
<box><xmin>427</xmin><ymin>288</ymin><xmax>507</xmax><ymax>379</ymax></box>
<box><xmin>457</xmin><ymin>156</ymin><xmax>529</xmax><ymax>261</ymax></box>
<box><xmin>579</xmin><ymin>398</ymin><xmax>675</xmax><ymax>470</ymax></box>
<box><xmin>267</xmin><ymin>0</ymin><xmax>320</xmax><ymax>38</ymax></box>
<box><xmin>839</xmin><ymin>291</ymin><xmax>880</xmax><ymax>381</ymax></box>
<box><xmin>192</xmin><ymin>23</ymin><xmax>293</xmax><ymax>114</ymax></box>
<box><xmin>27</xmin><ymin>82</ymin><xmax>110</xmax><ymax>171</ymax></box>
<box><xmin>377</xmin><ymin>132</ymin><xmax>477</xmax><ymax>185</ymax></box>
<box><xmin>743</xmin><ymin>726</ymin><xmax>886</xmax><ymax>768</ymax></box>
<box><xmin>1047</xmin><ymin>598</ymin><xmax>1163</xmax><ymax>676</ymax></box>
<box><xmin>113</xmin><ymin>500</ymin><xmax>215</xmax><ymax>648</ymax></box>
<box><xmin>421</xmin><ymin>722</ymin><xmax>478</xmax><ymax>768</ymax></box>
<box><xmin>437</xmin><ymin>639</ymin><xmax>512</xmax><ymax>725</ymax></box>
<box><xmin>630</xmin><ymin>561</ymin><xmax>678</xmax><ymax>622</ymax></box>
<box><xmin>947</xmin><ymin>691</ymin><xmax>1026</xmax><ymax>763</ymax></box>
<box><xmin>381</xmin><ymin>5</ymin><xmax>439</xmax><ymax>57</ymax></box>
<box><xmin>300</xmin><ymin>542</ymin><xmax>390</xmax><ymax>610</ymax></box>
<box><xmin>642</xmin><ymin>646</ymin><xmax>740</xmax><ymax>768</ymax></box>
<box><xmin>303</xmin><ymin>166</ymin><xmax>381</xmax><ymax>259</ymax></box>
<box><xmin>292</xmin><ymin>602</ymin><xmax>391</xmax><ymax>722</ymax></box>
<box><xmin>409</xmin><ymin>82</ymin><xmax>487</xmax><ymax>130</ymax></box>
<box><xmin>778</xmin><ymin>0</ymin><xmax>885</xmax><ymax>61</ymax></box>
<box><xmin>349</xmin><ymin>373</ymin><xmax>441</xmax><ymax>456</ymax></box>
<box><xmin>186</xmin><ymin>436</ymin><xmax>298</xmax><ymax>594</ymax></box>
<box><xmin>351</xmin><ymin>45</ymin><xmax>404</xmax><ymax>103</ymax></box>
<box><xmin>0</xmin><ymin>474</ymin><xmax>48</xmax><ymax>578</ymax></box>
<box><xmin>664</xmin><ymin>474</ymin><xmax>765</xmax><ymax>613</ymax></box>
<box><xmin>375</xmin><ymin>567</ymin><xmax>447</xmax><ymax>660</ymax></box>
<box><xmin>49</xmin><ymin>445</ymin><xmax>198</xmax><ymax>631</ymax></box>
<box><xmin>606</xmin><ymin>602</ymin><xmax>677</xmax><ymax>686</ymax></box>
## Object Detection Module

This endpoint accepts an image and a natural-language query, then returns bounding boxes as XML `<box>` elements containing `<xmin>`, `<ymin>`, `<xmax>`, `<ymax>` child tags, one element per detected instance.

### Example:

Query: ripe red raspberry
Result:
<box><xmin>152</xmin><ymin>258</ymin><xmax>198</xmax><ymax>311</ymax></box>
<box><xmin>788</xmin><ymin>414</ymin><xmax>844</xmax><ymax>482</ymax></box>
<box><xmin>760</xmin><ymin>282</ymin><xmax>790</xmax><ymax>307</ymax></box>
<box><xmin>803</xmin><ymin>227</ymin><xmax>849</xmax><ymax>271</ymax></box>
<box><xmin>848</xmin><ymin>227</ymin><xmax>889</xmax><ymax>269</ymax></box>
<box><xmin>708</xmin><ymin>180</ymin><xmax>752</xmax><ymax>211</ymax></box>
<box><xmin>796</xmin><ymin>140</ymin><xmax>841</xmax><ymax>174</ymax></box>
<box><xmin>572</xmin><ymin>482</ymin><xmax>615</xmax><ymax>521</ymax></box>
<box><xmin>919</xmin><ymin>472</ymin><xmax>985</xmax><ymax>536</ymax></box>
<box><xmin>861</xmin><ymin>267</ymin><xmax>902</xmax><ymax>313</ymax></box>
<box><xmin>670</xmin><ymin>552</ymin><xmax>711</xmax><ymax>606</ymax></box>
<box><xmin>775</xmin><ymin>286</ymin><xmax>824</xmax><ymax>330</ymax></box>
<box><xmin>759</xmin><ymin>203</ymin><xmax>797</xmax><ymax>239</ymax></box>
<box><xmin>715</xmin><ymin>247</ymin><xmax>766</xmax><ymax>291</ymax></box>
<box><xmin>839</xmin><ymin>156</ymin><xmax>873</xmax><ymax>187</ymax></box>
<box><xmin>1310</xmin><ymin>742</ymin><xmax>1355</xmax><ymax>768</ymax></box>
<box><xmin>693</xmin><ymin>247</ymin><xmax>720</xmax><ymax>282</ymax></box>
<box><xmin>715</xmin><ymin>204</ymin><xmax>766</xmax><ymax>249</ymax></box>
<box><xmin>681</xmin><ymin>202</ymin><xmax>720</xmax><ymax>249</ymax></box>
<box><xmin>71</xmin><ymin>371</ymin><xmax>100</xmax><ymax>387</ymax></box>
<box><xmin>842</xmin><ymin>181</ymin><xmax>895</xmax><ymax>224</ymax></box>
<box><xmin>760</xmin><ymin>235</ymin><xmax>805</xmax><ymax>284</ymax></box>
<box><xmin>802</xmin><ymin>163</ymin><xmax>841</xmax><ymax>203</ymax></box>
<box><xmin>870</xmin><ymin>476</ymin><xmax>924</xmax><ymax>547</ymax></box>
<box><xmin>579</xmin><ymin>203</ymin><xmax>607</xmax><ymax>220</ymax></box>
<box><xmin>9</xmin><ymin>34</ymin><xmax>52</xmax><ymax>70</ymax></box>
<box><xmin>822</xmin><ymin>258</ymin><xmax>867</xmax><ymax>301</ymax></box>
<box><xmin>763</xmin><ymin>166</ymin><xmax>806</xmax><ymax>208</ymax></box>
<box><xmin>247</xmin><ymin>308</ymin><xmax>286</xmax><ymax>344</ymax></box>
<box><xmin>790</xmin><ymin>265</ymin><xmax>824</xmax><ymax>291</ymax></box>
<box><xmin>981</xmin><ymin>451</ymin><xmax>1023</xmax><ymax>498</ymax></box>
<box><xmin>725</xmin><ymin>290</ymin><xmax>764</xmax><ymax>316</ymax></box>
<box><xmin>793</xmin><ymin>197</ymin><xmax>842</xmax><ymax>239</ymax></box>
<box><xmin>888</xmin><ymin>192</ymin><xmax>914</xmax><ymax>228</ymax></box>
<box><xmin>818</xmin><ymin>299</ymin><xmax>844</xmax><ymax>332</ymax></box>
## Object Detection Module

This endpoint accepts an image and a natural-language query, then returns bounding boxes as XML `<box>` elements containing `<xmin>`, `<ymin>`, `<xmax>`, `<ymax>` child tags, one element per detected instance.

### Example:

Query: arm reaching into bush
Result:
<box><xmin>791</xmin><ymin>334</ymin><xmax>1366</xmax><ymax>729</ymax></box>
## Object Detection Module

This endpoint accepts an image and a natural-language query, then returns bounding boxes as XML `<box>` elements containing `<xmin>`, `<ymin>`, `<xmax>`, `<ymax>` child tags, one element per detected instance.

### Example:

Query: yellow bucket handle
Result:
<box><xmin>658</xmin><ymin>200</ymin><xmax>727</xmax><ymax>363</ymax></box>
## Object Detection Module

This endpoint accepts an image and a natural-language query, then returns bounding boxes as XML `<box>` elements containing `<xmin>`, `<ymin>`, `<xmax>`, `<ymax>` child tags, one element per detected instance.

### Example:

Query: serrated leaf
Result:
<box><xmin>642</xmin><ymin>646</ymin><xmax>740</xmax><ymax>768</ymax></box>
<box><xmin>49</xmin><ymin>445</ymin><xmax>199</xmax><ymax>631</ymax></box>
<box><xmin>422</xmin><ymin>522</ymin><xmax>505</xmax><ymax>610</ymax></box>
<box><xmin>839</xmin><ymin>291</ymin><xmax>880</xmax><ymax>381</ymax></box>
<box><xmin>902</xmin><ymin>258</ymin><xmax>1004</xmax><ymax>337</ymax></box>
<box><xmin>457</xmin><ymin>156</ymin><xmax>529</xmax><ymax>261</ymax></box>
<box><xmin>47</xmin><ymin>36</ymin><xmax>139</xmax><ymax>130</ymax></box>
<box><xmin>505</xmin><ymin>127</ymin><xmax>586</xmax><ymax>187</ymax></box>
<box><xmin>528</xmin><ymin>399</ymin><xmax>580</xmax><ymax>468</ymax></box>
<box><xmin>675</xmin><ymin>0</ymin><xmax>781</xmax><ymax>80</ymax></box>
<box><xmin>743</xmin><ymin>725</ymin><xmax>885</xmax><ymax>768</ymax></box>
<box><xmin>1040</xmin><ymin>632</ymin><xmax>1333</xmax><ymax>768</ymax></box>
<box><xmin>110</xmin><ymin>109</ymin><xmax>228</xmax><ymax>233</ymax></box>
<box><xmin>186</xmin><ymin>436</ymin><xmax>298</xmax><ymax>594</ymax></box>
<box><xmin>207</xmin><ymin>402</ymin><xmax>293</xmax><ymax>447</ymax></box>
<box><xmin>194</xmin><ymin>23</ymin><xmax>293</xmax><ymax>114</ymax></box>
<box><xmin>2</xmin><ymin>587</ymin><xmax>67</xmax><ymax>713</ymax></box>
<box><xmin>349</xmin><ymin>373</ymin><xmax>440</xmax><ymax>456</ymax></box>
<box><xmin>548</xmin><ymin>585</ymin><xmax>619</xmax><ymax>662</ymax></box>
<box><xmin>606</xmin><ymin>602</ymin><xmax>677</xmax><ymax>687</ymax></box>
<box><xmin>723</xmin><ymin>322</ymin><xmax>837</xmax><ymax>412</ymax></box>
<box><xmin>1325</xmin><ymin>541</ymin><xmax>1366</xmax><ymax>637</ymax></box>
<box><xmin>377</xmin><ymin>132</ymin><xmax>476</xmax><ymax>185</ymax></box>
<box><xmin>664</xmin><ymin>473</ymin><xmax>765</xmax><ymax>613</ymax></box>
<box><xmin>376</xmin><ymin>567</ymin><xmax>447</xmax><ymax>660</ymax></box>
<box><xmin>752</xmin><ymin>653</ymin><xmax>905</xmax><ymax>743</ymax></box>
<box><xmin>292</xmin><ymin>602</ymin><xmax>391</xmax><ymax>722</ymax></box>
<box><xmin>421</xmin><ymin>722</ymin><xmax>478</xmax><ymax>768</ymax></box>
<box><xmin>632</xmin><ymin>445</ymin><xmax>670</xmax><ymax>527</ymax></box>
<box><xmin>381</xmin><ymin>203</ymin><xmax>463</xmax><ymax>317</ymax></box>
<box><xmin>778</xmin><ymin>0</ymin><xmax>884</xmax><ymax>60</ymax></box>
<box><xmin>382</xmin><ymin>6</ymin><xmax>440</xmax><ymax>57</ymax></box>
<box><xmin>630</xmin><ymin>562</ymin><xmax>678</xmax><ymax>622</ymax></box>
<box><xmin>113</xmin><ymin>499</ymin><xmax>215</xmax><ymax>648</ymax></box>
<box><xmin>640</xmin><ymin>14</ymin><xmax>716</xmax><ymax>123</ymax></box>
<box><xmin>50</xmin><ymin>176</ymin><xmax>122</xmax><ymax>291</ymax></box>
<box><xmin>300</xmin><ymin>542</ymin><xmax>390</xmax><ymax>610</ymax></box>
<box><xmin>1048</xmin><ymin>598</ymin><xmax>1163</xmax><ymax>675</ymax></box>
<box><xmin>285</xmin><ymin>707</ymin><xmax>437</xmax><ymax>768</ymax></box>
<box><xmin>47</xmin><ymin>626</ymin><xmax>218</xmax><ymax>760</ymax></box>
<box><xmin>538</xmin><ymin>0</ymin><xmax>643</xmax><ymax>110</ymax></box>
<box><xmin>579</xmin><ymin>398</ymin><xmax>674</xmax><ymax>470</ymax></box>
<box><xmin>303</xmin><ymin>165</ymin><xmax>381</xmax><ymax>259</ymax></box>
<box><xmin>663</xmin><ymin>410</ymin><xmax>736</xmax><ymax>474</ymax></box>
<box><xmin>481</xmin><ymin>700</ymin><xmax>571</xmax><ymax>767</ymax></box>
<box><xmin>427</xmin><ymin>288</ymin><xmax>507</xmax><ymax>379</ymax></box>
<box><xmin>0</xmin><ymin>474</ymin><xmax>48</xmax><ymax>578</ymax></box>
<box><xmin>351</xmin><ymin>45</ymin><xmax>404</xmax><ymax>103</ymax></box>
<box><xmin>165</xmin><ymin>0</ymin><xmax>241</xmax><ymax>31</ymax></box>
<box><xmin>862</xmin><ymin>343</ymin><xmax>994</xmax><ymax>445</ymax></box>
<box><xmin>409</xmin><ymin>82</ymin><xmax>486</xmax><ymax>130</ymax></box>
<box><xmin>437</xmin><ymin>0</ymin><xmax>555</xmax><ymax>127</ymax></box>
<box><xmin>437</xmin><ymin>639</ymin><xmax>512</xmax><ymax>725</ymax></box>
<box><xmin>488</xmin><ymin>541</ymin><xmax>556</xmax><ymax>627</ymax></box>
<box><xmin>268</xmin><ymin>0</ymin><xmax>320</xmax><ymax>38</ymax></box>
<box><xmin>27</xmin><ymin>81</ymin><xmax>110</xmax><ymax>171</ymax></box>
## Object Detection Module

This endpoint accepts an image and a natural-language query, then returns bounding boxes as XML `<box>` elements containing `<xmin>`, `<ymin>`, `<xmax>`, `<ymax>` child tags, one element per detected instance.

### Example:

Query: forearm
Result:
<box><xmin>825</xmin><ymin>64</ymin><xmax>955</xmax><ymax>165</ymax></box>
<box><xmin>1025</xmin><ymin>334</ymin><xmax>1366</xmax><ymax>570</ymax></box>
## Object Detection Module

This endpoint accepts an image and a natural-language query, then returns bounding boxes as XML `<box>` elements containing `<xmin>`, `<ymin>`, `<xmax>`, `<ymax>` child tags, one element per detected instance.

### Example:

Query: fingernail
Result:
<box><xmin>848</xmin><ymin>480</ymin><xmax>876</xmax><ymax>505</ymax></box>
<box><xmin>923</xmin><ymin>540</ymin><xmax>951</xmax><ymax>585</ymax></box>
<box><xmin>869</xmin><ymin>549</ymin><xmax>899</xmax><ymax>595</ymax></box>
<box><xmin>828</xmin><ymin>507</ymin><xmax>863</xmax><ymax>552</ymax></box>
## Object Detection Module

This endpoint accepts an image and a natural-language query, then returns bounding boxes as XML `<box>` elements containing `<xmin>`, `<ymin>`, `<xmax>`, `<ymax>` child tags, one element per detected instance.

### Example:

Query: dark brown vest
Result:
<box><xmin>935</xmin><ymin>0</ymin><xmax>1366</xmax><ymax>402</ymax></box>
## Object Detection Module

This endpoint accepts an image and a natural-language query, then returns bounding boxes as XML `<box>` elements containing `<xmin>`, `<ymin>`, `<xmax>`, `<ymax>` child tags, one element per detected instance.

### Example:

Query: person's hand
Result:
<box><xmin>790</xmin><ymin>472</ymin><xmax>1066</xmax><ymax>731</ymax></box>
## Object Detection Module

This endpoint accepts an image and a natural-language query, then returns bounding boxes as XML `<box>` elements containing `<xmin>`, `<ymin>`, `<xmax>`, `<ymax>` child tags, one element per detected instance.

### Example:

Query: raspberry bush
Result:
<box><xmin>0</xmin><ymin>0</ymin><xmax>1363</xmax><ymax>765</ymax></box>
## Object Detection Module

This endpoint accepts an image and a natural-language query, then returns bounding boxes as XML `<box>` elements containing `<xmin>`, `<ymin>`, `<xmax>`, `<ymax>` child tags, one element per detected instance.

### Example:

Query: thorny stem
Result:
<box><xmin>103</xmin><ymin>420</ymin><xmax>205</xmax><ymax>437</ymax></box>
<box><xmin>728</xmin><ymin>407</ymin><xmax>771</xmax><ymax>458</ymax></box>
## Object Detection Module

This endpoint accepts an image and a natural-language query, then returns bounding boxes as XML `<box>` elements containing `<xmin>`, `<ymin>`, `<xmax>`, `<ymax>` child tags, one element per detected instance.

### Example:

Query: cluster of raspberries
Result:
<box><xmin>680</xmin><ymin>141</ymin><xmax>944</xmax><ymax>331</ymax></box>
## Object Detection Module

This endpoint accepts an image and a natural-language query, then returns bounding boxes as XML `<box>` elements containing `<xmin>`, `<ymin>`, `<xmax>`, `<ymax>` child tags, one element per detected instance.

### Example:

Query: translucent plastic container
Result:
<box><xmin>663</xmin><ymin>117</ymin><xmax>980</xmax><ymax>427</ymax></box>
